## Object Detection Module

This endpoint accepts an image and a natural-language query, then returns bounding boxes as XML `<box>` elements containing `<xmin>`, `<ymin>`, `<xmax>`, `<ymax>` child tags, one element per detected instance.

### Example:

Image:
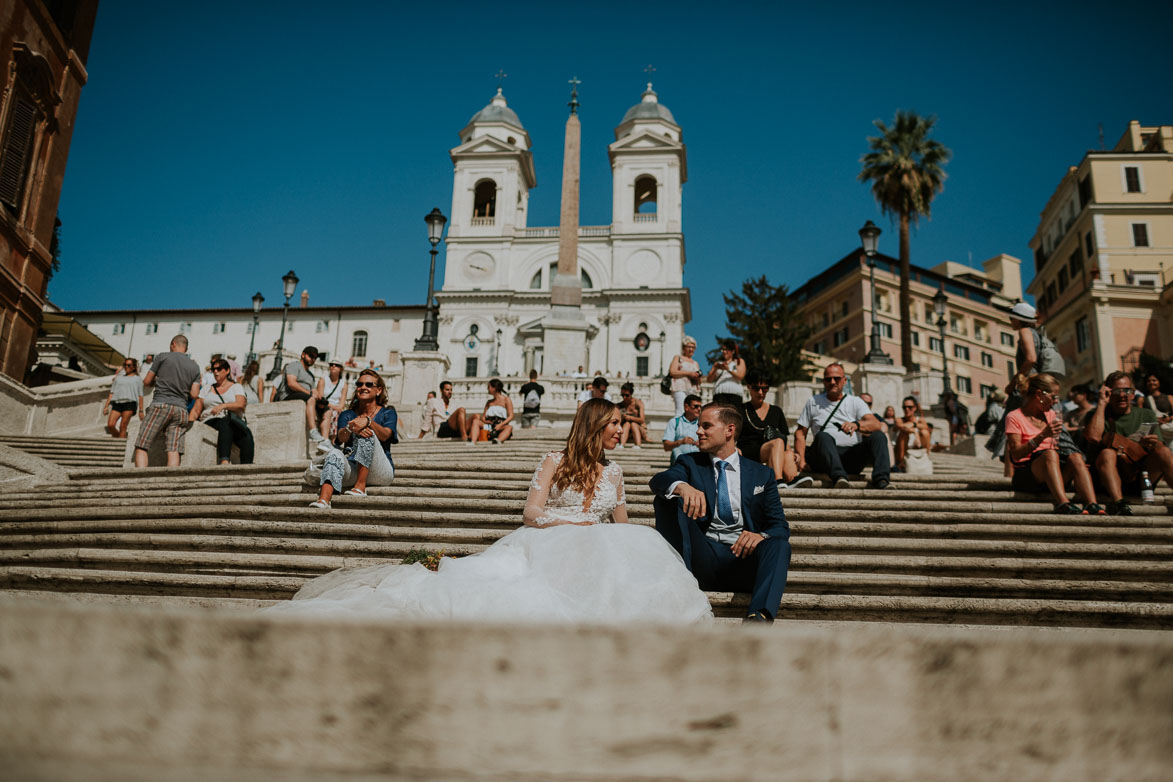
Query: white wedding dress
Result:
<box><xmin>269</xmin><ymin>452</ymin><xmax>713</xmax><ymax>624</ymax></box>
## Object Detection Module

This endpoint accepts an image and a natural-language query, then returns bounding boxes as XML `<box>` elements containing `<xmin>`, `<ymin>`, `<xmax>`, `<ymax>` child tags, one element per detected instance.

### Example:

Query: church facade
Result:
<box><xmin>434</xmin><ymin>85</ymin><xmax>692</xmax><ymax>378</ymax></box>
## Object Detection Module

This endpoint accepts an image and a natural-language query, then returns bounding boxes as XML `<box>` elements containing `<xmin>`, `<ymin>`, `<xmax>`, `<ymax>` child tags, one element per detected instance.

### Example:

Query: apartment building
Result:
<box><xmin>793</xmin><ymin>249</ymin><xmax>1022</xmax><ymax>408</ymax></box>
<box><xmin>1027</xmin><ymin>121</ymin><xmax>1173</xmax><ymax>383</ymax></box>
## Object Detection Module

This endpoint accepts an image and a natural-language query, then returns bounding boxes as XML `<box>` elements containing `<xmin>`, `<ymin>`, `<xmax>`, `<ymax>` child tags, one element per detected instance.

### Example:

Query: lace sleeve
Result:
<box><xmin>609</xmin><ymin>462</ymin><xmax>630</xmax><ymax>524</ymax></box>
<box><xmin>522</xmin><ymin>452</ymin><xmax>561</xmax><ymax>527</ymax></box>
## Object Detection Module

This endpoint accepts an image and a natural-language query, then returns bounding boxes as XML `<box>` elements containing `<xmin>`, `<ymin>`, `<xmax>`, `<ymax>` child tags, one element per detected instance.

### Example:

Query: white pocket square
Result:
<box><xmin>753</xmin><ymin>485</ymin><xmax>765</xmax><ymax>495</ymax></box>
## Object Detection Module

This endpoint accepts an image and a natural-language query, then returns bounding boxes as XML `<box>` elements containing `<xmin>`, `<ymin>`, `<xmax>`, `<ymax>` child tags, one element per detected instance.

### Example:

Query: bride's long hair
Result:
<box><xmin>552</xmin><ymin>397</ymin><xmax>616</xmax><ymax>493</ymax></box>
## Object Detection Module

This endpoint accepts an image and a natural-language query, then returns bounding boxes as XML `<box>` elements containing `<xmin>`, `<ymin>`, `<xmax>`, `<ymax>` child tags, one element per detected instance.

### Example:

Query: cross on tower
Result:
<box><xmin>568</xmin><ymin>76</ymin><xmax>581</xmax><ymax>114</ymax></box>
<box><xmin>495</xmin><ymin>69</ymin><xmax>507</xmax><ymax>88</ymax></box>
<box><xmin>644</xmin><ymin>64</ymin><xmax>656</xmax><ymax>78</ymax></box>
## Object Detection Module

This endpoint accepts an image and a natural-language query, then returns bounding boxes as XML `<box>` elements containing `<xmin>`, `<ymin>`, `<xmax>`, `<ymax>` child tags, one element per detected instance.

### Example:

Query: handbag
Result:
<box><xmin>213</xmin><ymin>388</ymin><xmax>248</xmax><ymax>429</ymax></box>
<box><xmin>763</xmin><ymin>425</ymin><xmax>785</xmax><ymax>444</ymax></box>
<box><xmin>659</xmin><ymin>375</ymin><xmax>673</xmax><ymax>395</ymax></box>
<box><xmin>1099</xmin><ymin>430</ymin><xmax>1147</xmax><ymax>465</ymax></box>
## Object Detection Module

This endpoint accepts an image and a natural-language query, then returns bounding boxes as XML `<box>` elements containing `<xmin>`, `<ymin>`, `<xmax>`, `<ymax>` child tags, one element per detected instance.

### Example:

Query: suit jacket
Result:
<box><xmin>649</xmin><ymin>452</ymin><xmax>789</xmax><ymax>567</ymax></box>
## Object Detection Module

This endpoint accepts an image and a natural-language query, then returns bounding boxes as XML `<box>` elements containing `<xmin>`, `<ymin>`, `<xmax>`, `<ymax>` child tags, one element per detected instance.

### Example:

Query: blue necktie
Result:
<box><xmin>716</xmin><ymin>460</ymin><xmax>733</xmax><ymax>524</ymax></box>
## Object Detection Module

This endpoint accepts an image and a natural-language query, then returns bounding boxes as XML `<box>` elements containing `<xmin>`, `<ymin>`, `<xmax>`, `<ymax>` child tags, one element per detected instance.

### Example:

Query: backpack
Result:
<box><xmin>1033</xmin><ymin>328</ymin><xmax>1066</xmax><ymax>378</ymax></box>
<box><xmin>523</xmin><ymin>388</ymin><xmax>541</xmax><ymax>409</ymax></box>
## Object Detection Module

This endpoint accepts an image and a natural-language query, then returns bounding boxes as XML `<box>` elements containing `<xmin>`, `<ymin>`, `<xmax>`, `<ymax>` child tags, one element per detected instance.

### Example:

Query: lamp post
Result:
<box><xmin>659</xmin><ymin>330</ymin><xmax>666</xmax><ymax>375</ymax></box>
<box><xmin>247</xmin><ymin>291</ymin><xmax>264</xmax><ymax>365</ymax></box>
<box><xmin>269</xmin><ymin>270</ymin><xmax>299</xmax><ymax>379</ymax></box>
<box><xmin>859</xmin><ymin>220</ymin><xmax>893</xmax><ymax>364</ymax></box>
<box><xmin>494</xmin><ymin>328</ymin><xmax>503</xmax><ymax>375</ymax></box>
<box><xmin>415</xmin><ymin>207</ymin><xmax>447</xmax><ymax>351</ymax></box>
<box><xmin>932</xmin><ymin>286</ymin><xmax>952</xmax><ymax>398</ymax></box>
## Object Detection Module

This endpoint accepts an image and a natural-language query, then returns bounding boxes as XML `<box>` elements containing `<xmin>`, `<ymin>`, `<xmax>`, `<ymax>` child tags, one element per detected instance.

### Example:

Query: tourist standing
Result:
<box><xmin>667</xmin><ymin>336</ymin><xmax>702</xmax><ymax>416</ymax></box>
<box><xmin>102</xmin><ymin>358</ymin><xmax>144</xmax><ymax>439</ymax></box>
<box><xmin>519</xmin><ymin>369</ymin><xmax>546</xmax><ymax>428</ymax></box>
<box><xmin>133</xmin><ymin>335</ymin><xmax>201</xmax><ymax>468</ymax></box>
<box><xmin>707</xmin><ymin>340</ymin><xmax>746</xmax><ymax>406</ymax></box>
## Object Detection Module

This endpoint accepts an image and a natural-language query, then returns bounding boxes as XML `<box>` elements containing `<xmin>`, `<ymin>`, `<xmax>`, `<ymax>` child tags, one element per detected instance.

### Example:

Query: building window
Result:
<box><xmin>1006</xmin><ymin>359</ymin><xmax>1015</xmax><ymax>376</ymax></box>
<box><xmin>1057</xmin><ymin>267</ymin><xmax>1069</xmax><ymax>292</ymax></box>
<box><xmin>949</xmin><ymin>316</ymin><xmax>965</xmax><ymax>335</ymax></box>
<box><xmin>821</xmin><ymin>312</ymin><xmax>829</xmax><ymax>329</ymax></box>
<box><xmin>1068</xmin><ymin>251</ymin><xmax>1081</xmax><ymax>280</ymax></box>
<box><xmin>840</xmin><ymin>301</ymin><xmax>849</xmax><ymax>318</ymax></box>
<box><xmin>1084</xmin><ymin>231</ymin><xmax>1094</xmax><ymax>258</ymax></box>
<box><xmin>956</xmin><ymin>376</ymin><xmax>972</xmax><ymax>394</ymax></box>
<box><xmin>832</xmin><ymin>327</ymin><xmax>849</xmax><ymax>347</ymax></box>
<box><xmin>929</xmin><ymin>336</ymin><xmax>943</xmax><ymax>352</ymax></box>
<box><xmin>633</xmin><ymin>175</ymin><xmax>657</xmax><ymax>214</ymax></box>
<box><xmin>811</xmin><ymin>340</ymin><xmax>826</xmax><ymax>354</ymax></box>
<box><xmin>1132</xmin><ymin>223</ymin><xmax>1149</xmax><ymax>247</ymax></box>
<box><xmin>544</xmin><ymin>263</ymin><xmax>593</xmax><ymax>290</ymax></box>
<box><xmin>0</xmin><ymin>87</ymin><xmax>41</xmax><ymax>216</ymax></box>
<box><xmin>473</xmin><ymin>179</ymin><xmax>496</xmax><ymax>219</ymax></box>
<box><xmin>315</xmin><ymin>320</ymin><xmax>329</xmax><ymax>333</ymax></box>
<box><xmin>980</xmin><ymin>383</ymin><xmax>997</xmax><ymax>399</ymax></box>
<box><xmin>981</xmin><ymin>351</ymin><xmax>993</xmax><ymax>368</ymax></box>
<box><xmin>877</xmin><ymin>322</ymin><xmax>893</xmax><ymax>338</ymax></box>
<box><xmin>179</xmin><ymin>322</ymin><xmax>192</xmax><ymax>334</ymax></box>
<box><xmin>1076</xmin><ymin>317</ymin><xmax>1090</xmax><ymax>352</ymax></box>
<box><xmin>953</xmin><ymin>344</ymin><xmax>970</xmax><ymax>361</ymax></box>
<box><xmin>911</xmin><ymin>331</ymin><xmax>919</xmax><ymax>346</ymax></box>
<box><xmin>145</xmin><ymin>323</ymin><xmax>158</xmax><ymax>335</ymax></box>
<box><xmin>352</xmin><ymin>330</ymin><xmax>368</xmax><ymax>358</ymax></box>
<box><xmin>636</xmin><ymin>356</ymin><xmax>649</xmax><ymax>377</ymax></box>
<box><xmin>387</xmin><ymin>351</ymin><xmax>400</xmax><ymax>366</ymax></box>
<box><xmin>112</xmin><ymin>323</ymin><xmax>126</xmax><ymax>335</ymax></box>
<box><xmin>212</xmin><ymin>322</ymin><xmax>226</xmax><ymax>334</ymax></box>
<box><xmin>1123</xmin><ymin>166</ymin><xmax>1142</xmax><ymax>193</ymax></box>
<box><xmin>465</xmin><ymin>356</ymin><xmax>478</xmax><ymax>377</ymax></box>
<box><xmin>1078</xmin><ymin>176</ymin><xmax>1091</xmax><ymax>208</ymax></box>
<box><xmin>1001</xmin><ymin>332</ymin><xmax>1015</xmax><ymax>347</ymax></box>
<box><xmin>1132</xmin><ymin>272</ymin><xmax>1158</xmax><ymax>287</ymax></box>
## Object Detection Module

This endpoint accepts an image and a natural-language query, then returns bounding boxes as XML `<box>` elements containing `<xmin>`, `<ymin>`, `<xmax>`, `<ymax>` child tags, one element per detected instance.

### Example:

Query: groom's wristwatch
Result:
<box><xmin>759</xmin><ymin>532</ymin><xmax>770</xmax><ymax>539</ymax></box>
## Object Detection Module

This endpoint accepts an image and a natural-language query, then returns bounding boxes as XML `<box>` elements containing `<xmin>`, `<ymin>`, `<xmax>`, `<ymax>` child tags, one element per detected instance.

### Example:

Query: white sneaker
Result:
<box><xmin>632</xmin><ymin>445</ymin><xmax>641</xmax><ymax>449</ymax></box>
<box><xmin>791</xmin><ymin>475</ymin><xmax>815</xmax><ymax>489</ymax></box>
<box><xmin>308</xmin><ymin>499</ymin><xmax>331</xmax><ymax>509</ymax></box>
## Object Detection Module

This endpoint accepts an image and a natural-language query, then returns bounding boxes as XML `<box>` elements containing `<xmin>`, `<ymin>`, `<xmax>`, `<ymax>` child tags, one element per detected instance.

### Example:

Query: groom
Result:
<box><xmin>649</xmin><ymin>403</ymin><xmax>791</xmax><ymax>623</ymax></box>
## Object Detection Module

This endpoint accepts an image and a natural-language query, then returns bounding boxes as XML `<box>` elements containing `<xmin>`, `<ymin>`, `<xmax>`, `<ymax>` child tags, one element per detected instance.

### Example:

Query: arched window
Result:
<box><xmin>545</xmin><ymin>263</ymin><xmax>593</xmax><ymax>290</ymax></box>
<box><xmin>530</xmin><ymin>270</ymin><xmax>542</xmax><ymax>289</ymax></box>
<box><xmin>473</xmin><ymin>180</ymin><xmax>496</xmax><ymax>219</ymax></box>
<box><xmin>352</xmin><ymin>330</ymin><xmax>368</xmax><ymax>358</ymax></box>
<box><xmin>634</xmin><ymin>175</ymin><xmax>657</xmax><ymax>214</ymax></box>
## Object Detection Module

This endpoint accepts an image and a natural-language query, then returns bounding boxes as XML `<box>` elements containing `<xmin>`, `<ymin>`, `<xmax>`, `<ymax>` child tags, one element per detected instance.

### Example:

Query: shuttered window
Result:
<box><xmin>0</xmin><ymin>92</ymin><xmax>40</xmax><ymax>214</ymax></box>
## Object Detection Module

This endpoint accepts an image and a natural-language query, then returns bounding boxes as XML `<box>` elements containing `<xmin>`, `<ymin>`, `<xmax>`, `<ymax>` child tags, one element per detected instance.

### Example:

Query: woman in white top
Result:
<box><xmin>315</xmin><ymin>360</ymin><xmax>349</xmax><ymax>439</ymax></box>
<box><xmin>667</xmin><ymin>336</ymin><xmax>702</xmax><ymax>416</ymax></box>
<box><xmin>240</xmin><ymin>360</ymin><xmax>264</xmax><ymax>406</ymax></box>
<box><xmin>102</xmin><ymin>358</ymin><xmax>144</xmax><ymax>438</ymax></box>
<box><xmin>466</xmin><ymin>377</ymin><xmax>514</xmax><ymax>443</ymax></box>
<box><xmin>707</xmin><ymin>340</ymin><xmax>746</xmax><ymax>406</ymax></box>
<box><xmin>188</xmin><ymin>358</ymin><xmax>254</xmax><ymax>464</ymax></box>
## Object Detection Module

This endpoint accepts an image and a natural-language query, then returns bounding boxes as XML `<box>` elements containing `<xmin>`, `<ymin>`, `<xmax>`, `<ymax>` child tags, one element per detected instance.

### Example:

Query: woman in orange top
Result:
<box><xmin>1004</xmin><ymin>373</ymin><xmax>1101</xmax><ymax>514</ymax></box>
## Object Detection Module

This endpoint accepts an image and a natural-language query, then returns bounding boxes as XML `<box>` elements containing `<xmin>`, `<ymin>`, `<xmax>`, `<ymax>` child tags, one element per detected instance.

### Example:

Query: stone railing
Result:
<box><xmin>518</xmin><ymin>225</ymin><xmax>611</xmax><ymax>239</ymax></box>
<box><xmin>0</xmin><ymin>373</ymin><xmax>114</xmax><ymax>438</ymax></box>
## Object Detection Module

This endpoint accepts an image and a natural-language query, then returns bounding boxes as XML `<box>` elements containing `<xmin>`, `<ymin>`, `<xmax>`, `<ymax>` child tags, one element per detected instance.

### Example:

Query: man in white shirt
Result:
<box><xmin>649</xmin><ymin>403</ymin><xmax>791</xmax><ymax>623</ymax></box>
<box><xmin>793</xmin><ymin>363</ymin><xmax>891</xmax><ymax>489</ymax></box>
<box><xmin>576</xmin><ymin>376</ymin><xmax>612</xmax><ymax>408</ymax></box>
<box><xmin>419</xmin><ymin>381</ymin><xmax>468</xmax><ymax>440</ymax></box>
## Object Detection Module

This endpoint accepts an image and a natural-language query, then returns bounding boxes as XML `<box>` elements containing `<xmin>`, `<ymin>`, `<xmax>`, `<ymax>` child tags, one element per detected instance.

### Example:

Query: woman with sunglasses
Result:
<box><xmin>102</xmin><ymin>358</ymin><xmax>145</xmax><ymax>438</ymax></box>
<box><xmin>893</xmin><ymin>396</ymin><xmax>932</xmax><ymax>473</ymax></box>
<box><xmin>738</xmin><ymin>373</ymin><xmax>804</xmax><ymax>487</ymax></box>
<box><xmin>1004</xmin><ymin>373</ymin><xmax>1101</xmax><ymax>514</ymax></box>
<box><xmin>188</xmin><ymin>358</ymin><xmax>254</xmax><ymax>465</ymax></box>
<box><xmin>309</xmin><ymin>369</ymin><xmax>397</xmax><ymax>508</ymax></box>
<box><xmin>466</xmin><ymin>378</ymin><xmax>514</xmax><ymax>444</ymax></box>
<box><xmin>617</xmin><ymin>381</ymin><xmax>647</xmax><ymax>447</ymax></box>
<box><xmin>667</xmin><ymin>336</ymin><xmax>702</xmax><ymax>416</ymax></box>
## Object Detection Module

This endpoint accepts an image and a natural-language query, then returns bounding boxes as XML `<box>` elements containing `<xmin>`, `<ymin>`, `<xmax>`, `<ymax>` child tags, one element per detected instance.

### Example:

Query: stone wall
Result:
<box><xmin>0</xmin><ymin>373</ymin><xmax>110</xmax><ymax>437</ymax></box>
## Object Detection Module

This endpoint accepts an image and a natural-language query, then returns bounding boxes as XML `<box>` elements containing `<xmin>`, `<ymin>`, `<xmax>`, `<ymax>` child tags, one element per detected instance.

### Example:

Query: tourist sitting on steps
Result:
<box><xmin>893</xmin><ymin>396</ymin><xmax>932</xmax><ymax>474</ymax></box>
<box><xmin>466</xmin><ymin>378</ymin><xmax>514</xmax><ymax>444</ymax></box>
<box><xmin>419</xmin><ymin>380</ymin><xmax>468</xmax><ymax>440</ymax></box>
<box><xmin>617</xmin><ymin>382</ymin><xmax>647</xmax><ymax>448</ymax></box>
<box><xmin>188</xmin><ymin>358</ymin><xmax>254</xmax><ymax>465</ymax></box>
<box><xmin>309</xmin><ymin>369</ymin><xmax>397</xmax><ymax>508</ymax></box>
<box><xmin>272</xmin><ymin>345</ymin><xmax>319</xmax><ymax>433</ymax></box>
<box><xmin>576</xmin><ymin>375</ymin><xmax>611</xmax><ymax>408</ymax></box>
<box><xmin>314</xmin><ymin>360</ymin><xmax>349</xmax><ymax>440</ymax></box>
<box><xmin>792</xmin><ymin>363</ymin><xmax>891</xmax><ymax>490</ymax></box>
<box><xmin>240</xmin><ymin>360</ymin><xmax>264</xmax><ymax>407</ymax></box>
<box><xmin>1083</xmin><ymin>371</ymin><xmax>1173</xmax><ymax>517</ymax></box>
<box><xmin>738</xmin><ymin>373</ymin><xmax>806</xmax><ymax>488</ymax></box>
<box><xmin>1004</xmin><ymin>373</ymin><xmax>1101</xmax><ymax>515</ymax></box>
<box><xmin>102</xmin><ymin>358</ymin><xmax>144</xmax><ymax>439</ymax></box>
<box><xmin>662</xmin><ymin>393</ymin><xmax>702</xmax><ymax>465</ymax></box>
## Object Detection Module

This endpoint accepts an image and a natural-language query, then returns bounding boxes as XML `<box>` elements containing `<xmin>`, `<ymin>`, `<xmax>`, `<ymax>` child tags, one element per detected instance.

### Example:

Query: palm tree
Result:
<box><xmin>858</xmin><ymin>111</ymin><xmax>951</xmax><ymax>370</ymax></box>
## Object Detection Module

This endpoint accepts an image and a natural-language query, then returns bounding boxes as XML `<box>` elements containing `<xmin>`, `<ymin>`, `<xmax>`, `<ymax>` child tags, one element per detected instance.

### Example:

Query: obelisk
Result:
<box><xmin>542</xmin><ymin>78</ymin><xmax>589</xmax><ymax>375</ymax></box>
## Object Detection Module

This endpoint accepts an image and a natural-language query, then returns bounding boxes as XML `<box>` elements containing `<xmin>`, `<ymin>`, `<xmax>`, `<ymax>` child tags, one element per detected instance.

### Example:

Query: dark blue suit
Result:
<box><xmin>649</xmin><ymin>452</ymin><xmax>792</xmax><ymax>619</ymax></box>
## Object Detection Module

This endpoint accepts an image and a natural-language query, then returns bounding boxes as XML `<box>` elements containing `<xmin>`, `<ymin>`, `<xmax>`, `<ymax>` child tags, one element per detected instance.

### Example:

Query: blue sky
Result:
<box><xmin>53</xmin><ymin>1</ymin><xmax>1171</xmax><ymax>348</ymax></box>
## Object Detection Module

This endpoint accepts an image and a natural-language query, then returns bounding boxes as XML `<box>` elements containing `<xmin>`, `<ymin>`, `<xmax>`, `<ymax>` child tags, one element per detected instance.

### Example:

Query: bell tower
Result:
<box><xmin>609</xmin><ymin>83</ymin><xmax>686</xmax><ymax>235</ymax></box>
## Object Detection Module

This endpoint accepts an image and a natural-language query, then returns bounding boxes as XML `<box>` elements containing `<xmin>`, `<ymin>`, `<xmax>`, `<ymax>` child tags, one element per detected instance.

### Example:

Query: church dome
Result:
<box><xmin>468</xmin><ymin>88</ymin><xmax>525</xmax><ymax>130</ymax></box>
<box><xmin>620</xmin><ymin>84</ymin><xmax>677</xmax><ymax>125</ymax></box>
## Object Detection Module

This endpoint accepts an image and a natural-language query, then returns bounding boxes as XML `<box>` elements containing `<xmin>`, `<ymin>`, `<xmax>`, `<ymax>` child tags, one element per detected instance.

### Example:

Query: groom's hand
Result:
<box><xmin>676</xmin><ymin>484</ymin><xmax>707</xmax><ymax>519</ymax></box>
<box><xmin>731</xmin><ymin>531</ymin><xmax>764</xmax><ymax>558</ymax></box>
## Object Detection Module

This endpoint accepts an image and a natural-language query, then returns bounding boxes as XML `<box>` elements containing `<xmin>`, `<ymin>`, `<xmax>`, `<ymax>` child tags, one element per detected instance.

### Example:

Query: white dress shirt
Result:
<box><xmin>667</xmin><ymin>451</ymin><xmax>743</xmax><ymax>544</ymax></box>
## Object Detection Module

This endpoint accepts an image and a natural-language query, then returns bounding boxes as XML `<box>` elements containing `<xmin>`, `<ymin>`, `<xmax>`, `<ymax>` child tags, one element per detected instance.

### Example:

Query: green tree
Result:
<box><xmin>709</xmin><ymin>275</ymin><xmax>812</xmax><ymax>386</ymax></box>
<box><xmin>859</xmin><ymin>110</ymin><xmax>951</xmax><ymax>369</ymax></box>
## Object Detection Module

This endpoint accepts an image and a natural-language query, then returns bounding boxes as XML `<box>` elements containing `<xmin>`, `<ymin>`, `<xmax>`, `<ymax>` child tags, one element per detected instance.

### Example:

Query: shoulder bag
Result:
<box><xmin>214</xmin><ymin>387</ymin><xmax>249</xmax><ymax>430</ymax></box>
<box><xmin>1099</xmin><ymin>427</ymin><xmax>1146</xmax><ymax>466</ymax></box>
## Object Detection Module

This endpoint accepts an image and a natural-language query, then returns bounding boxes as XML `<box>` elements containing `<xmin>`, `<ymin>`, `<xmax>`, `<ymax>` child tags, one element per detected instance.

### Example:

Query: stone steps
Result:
<box><xmin>1</xmin><ymin>434</ymin><xmax>1170</xmax><ymax>629</ymax></box>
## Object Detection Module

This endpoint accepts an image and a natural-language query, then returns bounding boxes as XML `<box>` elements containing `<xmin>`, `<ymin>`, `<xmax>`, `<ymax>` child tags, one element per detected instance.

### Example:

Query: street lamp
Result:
<box><xmin>932</xmin><ymin>286</ymin><xmax>952</xmax><ymax>397</ymax></box>
<box><xmin>415</xmin><ymin>207</ymin><xmax>448</xmax><ymax>351</ymax></box>
<box><xmin>269</xmin><ymin>270</ymin><xmax>299</xmax><ymax>379</ymax></box>
<box><xmin>659</xmin><ymin>330</ymin><xmax>667</xmax><ymax>375</ymax></box>
<box><xmin>494</xmin><ymin>328</ymin><xmax>503</xmax><ymax>375</ymax></box>
<box><xmin>859</xmin><ymin>220</ymin><xmax>892</xmax><ymax>365</ymax></box>
<box><xmin>247</xmin><ymin>291</ymin><xmax>264</xmax><ymax>365</ymax></box>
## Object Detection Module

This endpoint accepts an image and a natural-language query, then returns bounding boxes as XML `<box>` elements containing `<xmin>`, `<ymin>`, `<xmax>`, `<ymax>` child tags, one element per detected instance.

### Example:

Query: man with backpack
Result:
<box><xmin>519</xmin><ymin>370</ymin><xmax>545</xmax><ymax>429</ymax></box>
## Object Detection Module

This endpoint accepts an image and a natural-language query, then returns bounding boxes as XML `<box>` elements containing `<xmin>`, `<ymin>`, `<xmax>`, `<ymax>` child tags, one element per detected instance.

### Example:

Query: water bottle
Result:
<box><xmin>1140</xmin><ymin>471</ymin><xmax>1155</xmax><ymax>504</ymax></box>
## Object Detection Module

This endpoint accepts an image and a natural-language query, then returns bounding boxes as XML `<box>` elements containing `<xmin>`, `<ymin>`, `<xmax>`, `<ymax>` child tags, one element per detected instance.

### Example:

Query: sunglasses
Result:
<box><xmin>355</xmin><ymin>381</ymin><xmax>378</xmax><ymax>389</ymax></box>
<box><xmin>823</xmin><ymin>376</ymin><xmax>845</xmax><ymax>383</ymax></box>
<box><xmin>749</xmin><ymin>385</ymin><xmax>770</xmax><ymax>391</ymax></box>
<box><xmin>902</xmin><ymin>404</ymin><xmax>917</xmax><ymax>409</ymax></box>
<box><xmin>621</xmin><ymin>392</ymin><xmax>632</xmax><ymax>397</ymax></box>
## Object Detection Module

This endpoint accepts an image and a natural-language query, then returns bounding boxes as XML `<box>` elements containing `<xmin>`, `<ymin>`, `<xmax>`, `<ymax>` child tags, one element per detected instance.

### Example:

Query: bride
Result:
<box><xmin>270</xmin><ymin>398</ymin><xmax>713</xmax><ymax>623</ymax></box>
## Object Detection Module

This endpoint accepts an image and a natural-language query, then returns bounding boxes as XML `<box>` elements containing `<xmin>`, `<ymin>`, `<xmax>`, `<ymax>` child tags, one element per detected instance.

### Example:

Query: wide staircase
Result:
<box><xmin>0</xmin><ymin>435</ymin><xmax>125</xmax><ymax>469</ymax></box>
<box><xmin>1</xmin><ymin>430</ymin><xmax>1170</xmax><ymax>629</ymax></box>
